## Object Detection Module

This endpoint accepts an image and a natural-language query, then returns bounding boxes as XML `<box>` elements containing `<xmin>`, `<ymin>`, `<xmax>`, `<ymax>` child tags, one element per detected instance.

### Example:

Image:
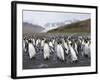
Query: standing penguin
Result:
<box><xmin>43</xmin><ymin>40</ymin><xmax>50</xmax><ymax>60</ymax></box>
<box><xmin>36</xmin><ymin>38</ymin><xmax>41</xmax><ymax>47</ymax></box>
<box><xmin>41</xmin><ymin>38</ymin><xmax>45</xmax><ymax>53</ymax></box>
<box><xmin>36</xmin><ymin>38</ymin><xmax>41</xmax><ymax>52</ymax></box>
<box><xmin>49</xmin><ymin>40</ymin><xmax>53</xmax><ymax>48</ymax></box>
<box><xmin>23</xmin><ymin>39</ymin><xmax>26</xmax><ymax>52</ymax></box>
<box><xmin>69</xmin><ymin>43</ymin><xmax>78</xmax><ymax>62</ymax></box>
<box><xmin>81</xmin><ymin>39</ymin><xmax>85</xmax><ymax>56</ymax></box>
<box><xmin>28</xmin><ymin>40</ymin><xmax>36</xmax><ymax>59</ymax></box>
<box><xmin>54</xmin><ymin>39</ymin><xmax>57</xmax><ymax>53</ymax></box>
<box><xmin>41</xmin><ymin>39</ymin><xmax>45</xmax><ymax>48</ymax></box>
<box><xmin>74</xmin><ymin>42</ymin><xmax>78</xmax><ymax>55</ymax></box>
<box><xmin>63</xmin><ymin>39</ymin><xmax>69</xmax><ymax>55</ymax></box>
<box><xmin>77</xmin><ymin>38</ymin><xmax>82</xmax><ymax>55</ymax></box>
<box><xmin>52</xmin><ymin>39</ymin><xmax>55</xmax><ymax>45</ymax></box>
<box><xmin>83</xmin><ymin>40</ymin><xmax>90</xmax><ymax>57</ymax></box>
<box><xmin>24</xmin><ymin>39</ymin><xmax>28</xmax><ymax>53</ymax></box>
<box><xmin>49</xmin><ymin>40</ymin><xmax>54</xmax><ymax>53</ymax></box>
<box><xmin>32</xmin><ymin>38</ymin><xmax>35</xmax><ymax>46</ymax></box>
<box><xmin>56</xmin><ymin>40</ymin><xmax>65</xmax><ymax>61</ymax></box>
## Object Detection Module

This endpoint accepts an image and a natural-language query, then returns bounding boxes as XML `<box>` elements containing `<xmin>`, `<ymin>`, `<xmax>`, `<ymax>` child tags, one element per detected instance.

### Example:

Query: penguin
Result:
<box><xmin>63</xmin><ymin>39</ymin><xmax>69</xmax><ymax>55</ymax></box>
<box><xmin>52</xmin><ymin>39</ymin><xmax>55</xmax><ymax>45</ymax></box>
<box><xmin>83</xmin><ymin>40</ymin><xmax>90</xmax><ymax>57</ymax></box>
<box><xmin>36</xmin><ymin>39</ymin><xmax>41</xmax><ymax>47</ymax></box>
<box><xmin>56</xmin><ymin>40</ymin><xmax>65</xmax><ymax>61</ymax></box>
<box><xmin>74</xmin><ymin>42</ymin><xmax>78</xmax><ymax>55</ymax></box>
<box><xmin>36</xmin><ymin>38</ymin><xmax>41</xmax><ymax>52</ymax></box>
<box><xmin>43</xmin><ymin>40</ymin><xmax>50</xmax><ymax>60</ymax></box>
<box><xmin>69</xmin><ymin>43</ymin><xmax>78</xmax><ymax>62</ymax></box>
<box><xmin>77</xmin><ymin>39</ymin><xmax>82</xmax><ymax>54</ymax></box>
<box><xmin>40</xmin><ymin>39</ymin><xmax>45</xmax><ymax>53</ymax></box>
<box><xmin>24</xmin><ymin>39</ymin><xmax>28</xmax><ymax>53</ymax></box>
<box><xmin>23</xmin><ymin>39</ymin><xmax>26</xmax><ymax>52</ymax></box>
<box><xmin>28</xmin><ymin>40</ymin><xmax>36</xmax><ymax>59</ymax></box>
<box><xmin>81</xmin><ymin>39</ymin><xmax>85</xmax><ymax>56</ymax></box>
<box><xmin>36</xmin><ymin>39</ymin><xmax>39</xmax><ymax>47</ymax></box>
<box><xmin>54</xmin><ymin>40</ymin><xmax>57</xmax><ymax>53</ymax></box>
<box><xmin>32</xmin><ymin>38</ymin><xmax>35</xmax><ymax>46</ymax></box>
<box><xmin>41</xmin><ymin>39</ymin><xmax>45</xmax><ymax>47</ymax></box>
<box><xmin>49</xmin><ymin>40</ymin><xmax>54</xmax><ymax>53</ymax></box>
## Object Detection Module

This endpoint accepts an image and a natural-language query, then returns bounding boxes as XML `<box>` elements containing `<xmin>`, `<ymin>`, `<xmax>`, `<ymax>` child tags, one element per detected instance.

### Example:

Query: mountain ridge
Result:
<box><xmin>23</xmin><ymin>22</ymin><xmax>45</xmax><ymax>34</ymax></box>
<box><xmin>47</xmin><ymin>19</ymin><xmax>91</xmax><ymax>33</ymax></box>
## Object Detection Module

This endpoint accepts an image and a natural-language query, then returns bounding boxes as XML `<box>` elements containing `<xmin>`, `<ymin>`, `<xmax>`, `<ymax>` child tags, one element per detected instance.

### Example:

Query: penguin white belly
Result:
<box><xmin>49</xmin><ymin>42</ymin><xmax>53</xmax><ymax>48</ymax></box>
<box><xmin>36</xmin><ymin>40</ymin><xmax>38</xmax><ymax>46</ymax></box>
<box><xmin>41</xmin><ymin>40</ymin><xmax>44</xmax><ymax>47</ymax></box>
<box><xmin>84</xmin><ymin>44</ymin><xmax>90</xmax><ymax>56</ymax></box>
<box><xmin>52</xmin><ymin>40</ymin><xmax>55</xmax><ymax>45</ymax></box>
<box><xmin>29</xmin><ymin>43</ymin><xmax>36</xmax><ymax>59</ymax></box>
<box><xmin>56</xmin><ymin>45</ymin><xmax>60</xmax><ymax>59</ymax></box>
<box><xmin>56</xmin><ymin>45</ymin><xmax>64</xmax><ymax>61</ymax></box>
<box><xmin>32</xmin><ymin>39</ymin><xmax>35</xmax><ymax>45</ymax></box>
<box><xmin>70</xmin><ymin>46</ymin><xmax>77</xmax><ymax>61</ymax></box>
<box><xmin>43</xmin><ymin>44</ymin><xmax>50</xmax><ymax>59</ymax></box>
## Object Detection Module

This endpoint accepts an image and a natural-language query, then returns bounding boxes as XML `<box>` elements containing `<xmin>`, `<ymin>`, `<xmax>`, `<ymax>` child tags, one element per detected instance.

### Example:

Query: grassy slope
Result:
<box><xmin>47</xmin><ymin>19</ymin><xmax>91</xmax><ymax>33</ymax></box>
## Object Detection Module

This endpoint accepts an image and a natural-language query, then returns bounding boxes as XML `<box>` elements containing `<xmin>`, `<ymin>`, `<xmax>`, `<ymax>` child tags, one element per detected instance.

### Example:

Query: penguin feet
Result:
<box><xmin>60</xmin><ymin>58</ymin><xmax>65</xmax><ymax>62</ymax></box>
<box><xmin>60</xmin><ymin>59</ymin><xmax>65</xmax><ymax>62</ymax></box>
<box><xmin>84</xmin><ymin>54</ymin><xmax>89</xmax><ymax>58</ymax></box>
<box><xmin>72</xmin><ymin>60</ymin><xmax>78</xmax><ymax>63</ymax></box>
<box><xmin>30</xmin><ymin>56</ymin><xmax>36</xmax><ymax>60</ymax></box>
<box><xmin>44</xmin><ymin>57</ymin><xmax>49</xmax><ymax>60</ymax></box>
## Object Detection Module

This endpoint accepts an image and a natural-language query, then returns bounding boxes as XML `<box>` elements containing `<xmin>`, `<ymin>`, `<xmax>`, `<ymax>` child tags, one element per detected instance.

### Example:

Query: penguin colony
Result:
<box><xmin>23</xmin><ymin>35</ymin><xmax>91</xmax><ymax>63</ymax></box>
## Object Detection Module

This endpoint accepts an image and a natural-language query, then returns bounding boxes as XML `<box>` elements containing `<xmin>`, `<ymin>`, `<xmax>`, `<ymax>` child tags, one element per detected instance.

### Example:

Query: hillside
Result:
<box><xmin>23</xmin><ymin>22</ymin><xmax>45</xmax><ymax>34</ymax></box>
<box><xmin>47</xmin><ymin>19</ymin><xmax>91</xmax><ymax>33</ymax></box>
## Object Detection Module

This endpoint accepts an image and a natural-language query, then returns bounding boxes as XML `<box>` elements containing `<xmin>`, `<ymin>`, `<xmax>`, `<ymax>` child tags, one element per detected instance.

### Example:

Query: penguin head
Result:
<box><xmin>65</xmin><ymin>39</ymin><xmax>68</xmax><ymax>42</ymax></box>
<box><xmin>42</xmin><ymin>38</ymin><xmax>44</xmax><ymax>40</ymax></box>
<box><xmin>70</xmin><ymin>43</ymin><xmax>73</xmax><ymax>47</ymax></box>
<box><xmin>45</xmin><ymin>40</ymin><xmax>48</xmax><ymax>43</ymax></box>
<box><xmin>57</xmin><ymin>39</ymin><xmax>62</xmax><ymax>44</ymax></box>
<box><xmin>84</xmin><ymin>39</ymin><xmax>88</xmax><ymax>43</ymax></box>
<box><xmin>28</xmin><ymin>39</ymin><xmax>32</xmax><ymax>43</ymax></box>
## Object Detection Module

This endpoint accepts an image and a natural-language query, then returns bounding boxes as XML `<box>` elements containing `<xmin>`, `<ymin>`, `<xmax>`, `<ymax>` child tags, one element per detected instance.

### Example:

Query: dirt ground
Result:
<box><xmin>23</xmin><ymin>49</ymin><xmax>90</xmax><ymax>69</ymax></box>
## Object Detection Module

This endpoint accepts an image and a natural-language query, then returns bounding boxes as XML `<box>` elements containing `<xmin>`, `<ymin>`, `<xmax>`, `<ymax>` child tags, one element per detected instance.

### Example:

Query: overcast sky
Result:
<box><xmin>23</xmin><ymin>10</ymin><xmax>91</xmax><ymax>27</ymax></box>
